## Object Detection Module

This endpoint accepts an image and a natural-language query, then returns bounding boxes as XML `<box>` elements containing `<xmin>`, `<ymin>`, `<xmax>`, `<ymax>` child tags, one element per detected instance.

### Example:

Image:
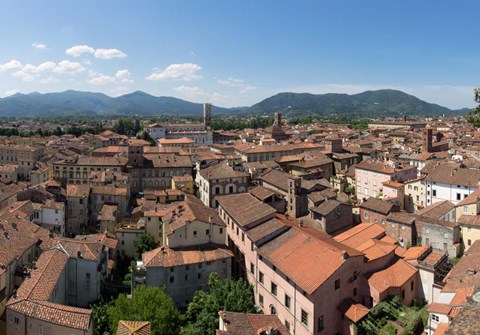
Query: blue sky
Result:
<box><xmin>0</xmin><ymin>0</ymin><xmax>479</xmax><ymax>109</ymax></box>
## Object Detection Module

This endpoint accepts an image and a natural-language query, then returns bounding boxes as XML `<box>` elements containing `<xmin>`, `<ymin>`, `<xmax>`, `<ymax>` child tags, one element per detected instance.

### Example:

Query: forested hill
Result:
<box><xmin>0</xmin><ymin>89</ymin><xmax>468</xmax><ymax>117</ymax></box>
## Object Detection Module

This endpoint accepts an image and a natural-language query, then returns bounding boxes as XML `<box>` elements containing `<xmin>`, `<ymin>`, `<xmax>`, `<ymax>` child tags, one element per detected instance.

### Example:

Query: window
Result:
<box><xmin>219</xmin><ymin>227</ymin><xmax>223</xmax><ymax>234</ymax></box>
<box><xmin>236</xmin><ymin>227</ymin><xmax>239</xmax><ymax>236</ymax></box>
<box><xmin>317</xmin><ymin>315</ymin><xmax>324</xmax><ymax>332</ymax></box>
<box><xmin>185</xmin><ymin>275</ymin><xmax>188</xmax><ymax>281</ymax></box>
<box><xmin>271</xmin><ymin>282</ymin><xmax>277</xmax><ymax>296</ymax></box>
<box><xmin>401</xmin><ymin>289</ymin><xmax>405</xmax><ymax>300</ymax></box>
<box><xmin>457</xmin><ymin>193</ymin><xmax>461</xmax><ymax>200</ymax></box>
<box><xmin>259</xmin><ymin>271</ymin><xmax>264</xmax><ymax>284</ymax></box>
<box><xmin>353</xmin><ymin>287</ymin><xmax>357</xmax><ymax>296</ymax></box>
<box><xmin>373</xmin><ymin>179</ymin><xmax>377</xmax><ymax>186</ymax></box>
<box><xmin>432</xmin><ymin>190</ymin><xmax>437</xmax><ymax>197</ymax></box>
<box><xmin>242</xmin><ymin>233</ymin><xmax>245</xmax><ymax>243</ymax></box>
<box><xmin>285</xmin><ymin>320</ymin><xmax>290</xmax><ymax>331</ymax></box>
<box><xmin>250</xmin><ymin>262</ymin><xmax>255</xmax><ymax>274</ymax></box>
<box><xmin>259</xmin><ymin>294</ymin><xmax>264</xmax><ymax>307</ymax></box>
<box><xmin>469</xmin><ymin>239</ymin><xmax>472</xmax><ymax>246</ymax></box>
<box><xmin>170</xmin><ymin>267</ymin><xmax>174</xmax><ymax>272</ymax></box>
<box><xmin>285</xmin><ymin>294</ymin><xmax>291</xmax><ymax>309</ymax></box>
<box><xmin>411</xmin><ymin>281</ymin><xmax>414</xmax><ymax>291</ymax></box>
<box><xmin>364</xmin><ymin>211</ymin><xmax>368</xmax><ymax>219</ymax></box>
<box><xmin>432</xmin><ymin>314</ymin><xmax>439</xmax><ymax>322</ymax></box>
<box><xmin>301</xmin><ymin>309</ymin><xmax>308</xmax><ymax>326</ymax></box>
<box><xmin>198</xmin><ymin>273</ymin><xmax>202</xmax><ymax>279</ymax></box>
<box><xmin>206</xmin><ymin>229</ymin><xmax>210</xmax><ymax>235</ymax></box>
<box><xmin>39</xmin><ymin>325</ymin><xmax>51</xmax><ymax>335</ymax></box>
<box><xmin>193</xmin><ymin>230</ymin><xmax>197</xmax><ymax>237</ymax></box>
<box><xmin>335</xmin><ymin>279</ymin><xmax>340</xmax><ymax>290</ymax></box>
<box><xmin>408</xmin><ymin>185</ymin><xmax>412</xmax><ymax>190</ymax></box>
<box><xmin>170</xmin><ymin>276</ymin><xmax>174</xmax><ymax>283</ymax></box>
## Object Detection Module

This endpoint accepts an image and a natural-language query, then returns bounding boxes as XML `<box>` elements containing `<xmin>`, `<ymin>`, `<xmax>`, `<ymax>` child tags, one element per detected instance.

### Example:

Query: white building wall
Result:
<box><xmin>427</xmin><ymin>181</ymin><xmax>477</xmax><ymax>206</ymax></box>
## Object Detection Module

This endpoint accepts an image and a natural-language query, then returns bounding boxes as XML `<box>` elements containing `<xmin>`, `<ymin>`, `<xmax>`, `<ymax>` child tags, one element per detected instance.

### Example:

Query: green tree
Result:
<box><xmin>91</xmin><ymin>299</ymin><xmax>112</xmax><ymax>335</ymax></box>
<box><xmin>107</xmin><ymin>286</ymin><xmax>181</xmax><ymax>335</ymax></box>
<box><xmin>133</xmin><ymin>233</ymin><xmax>159</xmax><ymax>259</ymax></box>
<box><xmin>188</xmin><ymin>273</ymin><xmax>256</xmax><ymax>335</ymax></box>
<box><xmin>466</xmin><ymin>88</ymin><xmax>480</xmax><ymax>127</ymax></box>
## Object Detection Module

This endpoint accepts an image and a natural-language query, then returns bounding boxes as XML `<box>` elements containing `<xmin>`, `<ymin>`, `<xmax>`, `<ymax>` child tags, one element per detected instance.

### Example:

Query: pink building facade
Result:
<box><xmin>355</xmin><ymin>160</ymin><xmax>416</xmax><ymax>202</ymax></box>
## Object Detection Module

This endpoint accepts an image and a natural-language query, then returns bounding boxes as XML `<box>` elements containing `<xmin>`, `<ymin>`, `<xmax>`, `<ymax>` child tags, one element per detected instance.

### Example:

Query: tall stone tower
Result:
<box><xmin>128</xmin><ymin>143</ymin><xmax>144</xmax><ymax>167</ymax></box>
<box><xmin>203</xmin><ymin>103</ymin><xmax>212</xmax><ymax>129</ymax></box>
<box><xmin>274</xmin><ymin>112</ymin><xmax>282</xmax><ymax>127</ymax></box>
<box><xmin>423</xmin><ymin>129</ymin><xmax>433</xmax><ymax>153</ymax></box>
<box><xmin>287</xmin><ymin>176</ymin><xmax>305</xmax><ymax>218</ymax></box>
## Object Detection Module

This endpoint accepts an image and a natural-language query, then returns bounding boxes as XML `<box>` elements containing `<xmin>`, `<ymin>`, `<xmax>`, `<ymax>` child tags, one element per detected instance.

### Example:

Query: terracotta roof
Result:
<box><xmin>433</xmin><ymin>323</ymin><xmax>449</xmax><ymax>335</ymax></box>
<box><xmin>443</xmin><ymin>240</ymin><xmax>480</xmax><ymax>291</ymax></box>
<box><xmin>142</xmin><ymin>244</ymin><xmax>233</xmax><ymax>268</ymax></box>
<box><xmin>416</xmin><ymin>200</ymin><xmax>455</xmax><ymax>219</ymax></box>
<box><xmin>428</xmin><ymin>302</ymin><xmax>452</xmax><ymax>315</ymax></box>
<box><xmin>52</xmin><ymin>238</ymin><xmax>104</xmax><ymax>261</ymax></box>
<box><xmin>0</xmin><ymin>215</ymin><xmax>51</xmax><ymax>273</ymax></box>
<box><xmin>402</xmin><ymin>246</ymin><xmax>430</xmax><ymax>261</ymax></box>
<box><xmin>387</xmin><ymin>211</ymin><xmax>416</xmax><ymax>225</ymax></box>
<box><xmin>66</xmin><ymin>184</ymin><xmax>91</xmax><ymax>197</ymax></box>
<box><xmin>359</xmin><ymin>198</ymin><xmax>396</xmax><ymax>215</ymax></box>
<box><xmin>199</xmin><ymin>161</ymin><xmax>249</xmax><ymax>180</ymax></box>
<box><xmin>311</xmin><ymin>199</ymin><xmax>347</xmax><ymax>216</ymax></box>
<box><xmin>425</xmin><ymin>162</ymin><xmax>480</xmax><ymax>187</ymax></box>
<box><xmin>217</xmin><ymin>311</ymin><xmax>291</xmax><ymax>335</ymax></box>
<box><xmin>456</xmin><ymin>188</ymin><xmax>480</xmax><ymax>206</ymax></box>
<box><xmin>117</xmin><ymin>320</ymin><xmax>151</xmax><ymax>335</ymax></box>
<box><xmin>333</xmin><ymin>222</ymin><xmax>386</xmax><ymax>249</ymax></box>
<box><xmin>458</xmin><ymin>215</ymin><xmax>480</xmax><ymax>227</ymax></box>
<box><xmin>249</xmin><ymin>185</ymin><xmax>282</xmax><ymax>201</ymax></box>
<box><xmin>167</xmin><ymin>199</ymin><xmax>225</xmax><ymax>233</ymax></box>
<box><xmin>367</xmin><ymin>259</ymin><xmax>417</xmax><ymax>294</ymax></box>
<box><xmin>338</xmin><ymin>299</ymin><xmax>370</xmax><ymax>323</ymax></box>
<box><xmin>15</xmin><ymin>248</ymin><xmax>68</xmax><ymax>301</ymax></box>
<box><xmin>245</xmin><ymin>217</ymin><xmax>288</xmax><ymax>243</ymax></box>
<box><xmin>356</xmin><ymin>239</ymin><xmax>397</xmax><ymax>262</ymax></box>
<box><xmin>258</xmin><ymin>227</ymin><xmax>360</xmax><ymax>294</ymax></box>
<box><xmin>217</xmin><ymin>193</ymin><xmax>276</xmax><ymax>228</ymax></box>
<box><xmin>7</xmin><ymin>299</ymin><xmax>91</xmax><ymax>331</ymax></box>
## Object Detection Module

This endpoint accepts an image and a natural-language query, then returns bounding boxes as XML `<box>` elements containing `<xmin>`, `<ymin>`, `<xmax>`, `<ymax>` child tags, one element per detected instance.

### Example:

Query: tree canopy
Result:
<box><xmin>186</xmin><ymin>272</ymin><xmax>256</xmax><ymax>335</ymax></box>
<box><xmin>106</xmin><ymin>286</ymin><xmax>181</xmax><ymax>335</ymax></box>
<box><xmin>466</xmin><ymin>88</ymin><xmax>480</xmax><ymax>127</ymax></box>
<box><xmin>133</xmin><ymin>233</ymin><xmax>159</xmax><ymax>260</ymax></box>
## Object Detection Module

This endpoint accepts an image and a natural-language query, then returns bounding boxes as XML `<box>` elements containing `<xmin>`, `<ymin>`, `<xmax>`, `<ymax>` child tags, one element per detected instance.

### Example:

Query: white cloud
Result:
<box><xmin>173</xmin><ymin>85</ymin><xmax>206</xmax><ymax>97</ymax></box>
<box><xmin>66</xmin><ymin>45</ymin><xmax>95</xmax><ymax>57</ymax></box>
<box><xmin>240</xmin><ymin>85</ymin><xmax>257</xmax><ymax>94</ymax></box>
<box><xmin>94</xmin><ymin>48</ymin><xmax>127</xmax><ymax>59</ymax></box>
<box><xmin>217</xmin><ymin>77</ymin><xmax>244</xmax><ymax>87</ymax></box>
<box><xmin>87</xmin><ymin>69</ymin><xmax>133</xmax><ymax>85</ymax></box>
<box><xmin>0</xmin><ymin>60</ymin><xmax>22</xmax><ymax>72</ymax></box>
<box><xmin>88</xmin><ymin>74</ymin><xmax>115</xmax><ymax>85</ymax></box>
<box><xmin>53</xmin><ymin>60</ymin><xmax>86</xmax><ymax>74</ymax></box>
<box><xmin>32</xmin><ymin>42</ymin><xmax>47</xmax><ymax>49</ymax></box>
<box><xmin>4</xmin><ymin>89</ymin><xmax>20</xmax><ymax>97</ymax></box>
<box><xmin>146</xmin><ymin>63</ymin><xmax>202</xmax><ymax>81</ymax></box>
<box><xmin>115</xmin><ymin>69</ymin><xmax>133</xmax><ymax>83</ymax></box>
<box><xmin>110</xmin><ymin>86</ymin><xmax>130</xmax><ymax>96</ymax></box>
<box><xmin>41</xmin><ymin>76</ymin><xmax>58</xmax><ymax>84</ymax></box>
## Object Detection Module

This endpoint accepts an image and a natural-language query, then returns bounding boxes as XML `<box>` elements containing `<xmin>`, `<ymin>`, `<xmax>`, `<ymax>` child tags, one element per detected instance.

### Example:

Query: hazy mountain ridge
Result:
<box><xmin>249</xmin><ymin>89</ymin><xmax>466</xmax><ymax>117</ymax></box>
<box><xmin>0</xmin><ymin>89</ymin><xmax>468</xmax><ymax>117</ymax></box>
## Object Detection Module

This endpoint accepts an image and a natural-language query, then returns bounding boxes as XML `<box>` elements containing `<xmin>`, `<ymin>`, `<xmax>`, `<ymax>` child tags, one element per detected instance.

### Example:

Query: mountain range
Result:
<box><xmin>0</xmin><ymin>89</ymin><xmax>469</xmax><ymax>117</ymax></box>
